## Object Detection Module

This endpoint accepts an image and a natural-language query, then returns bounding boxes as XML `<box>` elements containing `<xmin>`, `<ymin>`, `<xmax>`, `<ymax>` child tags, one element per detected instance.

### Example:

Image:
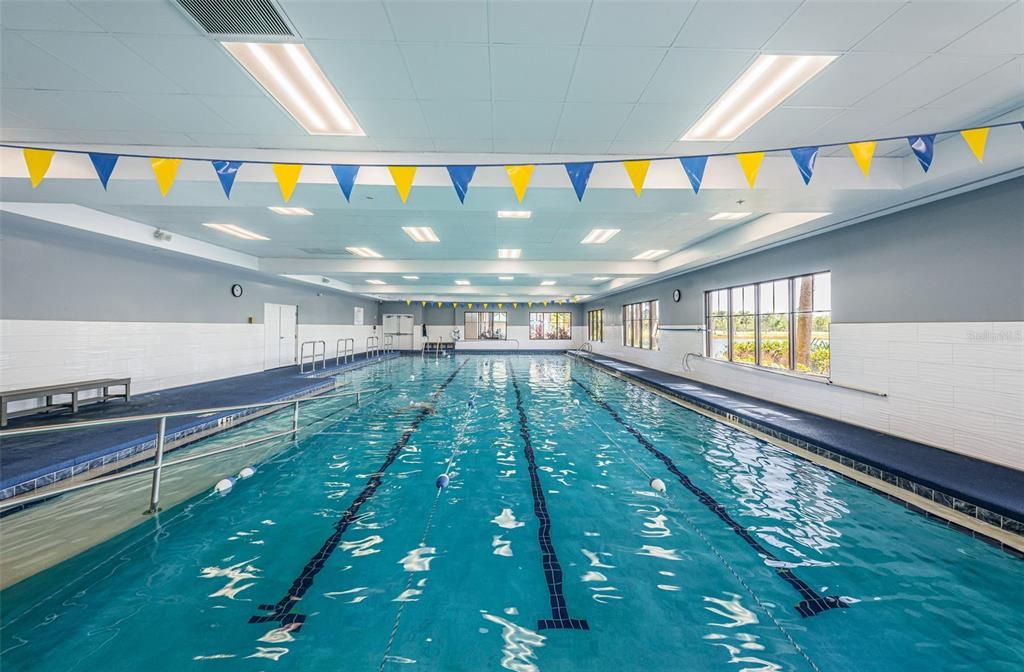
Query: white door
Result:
<box><xmin>264</xmin><ymin>303</ymin><xmax>298</xmax><ymax>369</ymax></box>
<box><xmin>383</xmin><ymin>313</ymin><xmax>415</xmax><ymax>350</ymax></box>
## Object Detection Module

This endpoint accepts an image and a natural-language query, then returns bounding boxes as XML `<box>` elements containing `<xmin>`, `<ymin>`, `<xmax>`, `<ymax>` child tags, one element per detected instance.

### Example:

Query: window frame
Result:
<box><xmin>704</xmin><ymin>271</ymin><xmax>830</xmax><ymax>377</ymax></box>
<box><xmin>621</xmin><ymin>299</ymin><xmax>659</xmax><ymax>350</ymax></box>
<box><xmin>529</xmin><ymin>312</ymin><xmax>573</xmax><ymax>340</ymax></box>
<box><xmin>463</xmin><ymin>311</ymin><xmax>508</xmax><ymax>340</ymax></box>
<box><xmin>587</xmin><ymin>309</ymin><xmax>604</xmax><ymax>342</ymax></box>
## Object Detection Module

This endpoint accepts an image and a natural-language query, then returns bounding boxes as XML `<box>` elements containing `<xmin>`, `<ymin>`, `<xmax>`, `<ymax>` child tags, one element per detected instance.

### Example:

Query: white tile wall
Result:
<box><xmin>296</xmin><ymin>324</ymin><xmax>381</xmax><ymax>359</ymax></box>
<box><xmin>588</xmin><ymin>322</ymin><xmax>1024</xmax><ymax>471</ymax></box>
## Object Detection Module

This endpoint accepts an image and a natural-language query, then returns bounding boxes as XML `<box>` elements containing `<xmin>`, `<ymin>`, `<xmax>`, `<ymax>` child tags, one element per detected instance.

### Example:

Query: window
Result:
<box><xmin>530</xmin><ymin>312</ymin><xmax>572</xmax><ymax>340</ymax></box>
<box><xmin>704</xmin><ymin>272</ymin><xmax>831</xmax><ymax>376</ymax></box>
<box><xmin>622</xmin><ymin>300</ymin><xmax>659</xmax><ymax>350</ymax></box>
<box><xmin>464</xmin><ymin>312</ymin><xmax>507</xmax><ymax>340</ymax></box>
<box><xmin>587</xmin><ymin>309</ymin><xmax>604</xmax><ymax>342</ymax></box>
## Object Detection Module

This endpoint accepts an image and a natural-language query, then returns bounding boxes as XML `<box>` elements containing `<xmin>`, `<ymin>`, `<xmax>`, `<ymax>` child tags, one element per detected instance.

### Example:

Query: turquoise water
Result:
<box><xmin>2</xmin><ymin>355</ymin><xmax>1022</xmax><ymax>671</ymax></box>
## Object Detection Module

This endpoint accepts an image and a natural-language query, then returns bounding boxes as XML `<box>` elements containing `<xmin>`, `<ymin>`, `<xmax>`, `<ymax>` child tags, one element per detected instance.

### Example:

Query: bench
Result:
<box><xmin>0</xmin><ymin>378</ymin><xmax>131</xmax><ymax>427</ymax></box>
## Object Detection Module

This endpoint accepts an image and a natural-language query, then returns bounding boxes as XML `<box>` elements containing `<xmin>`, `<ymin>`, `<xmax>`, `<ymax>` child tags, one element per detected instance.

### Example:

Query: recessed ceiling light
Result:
<box><xmin>498</xmin><ymin>210</ymin><xmax>531</xmax><ymax>219</ymax></box>
<box><xmin>402</xmin><ymin>275</ymin><xmax>419</xmax><ymax>280</ymax></box>
<box><xmin>202</xmin><ymin>223</ymin><xmax>269</xmax><ymax>241</ymax></box>
<box><xmin>498</xmin><ymin>276</ymin><xmax>515</xmax><ymax>280</ymax></box>
<box><xmin>681</xmin><ymin>54</ymin><xmax>835</xmax><ymax>141</ymax></box>
<box><xmin>633</xmin><ymin>249</ymin><xmax>669</xmax><ymax>260</ymax></box>
<box><xmin>710</xmin><ymin>212</ymin><xmax>752</xmax><ymax>220</ymax></box>
<box><xmin>455</xmin><ymin>280</ymin><xmax>471</xmax><ymax>285</ymax></box>
<box><xmin>575</xmin><ymin>294</ymin><xmax>592</xmax><ymax>300</ymax></box>
<box><xmin>346</xmin><ymin>247</ymin><xmax>382</xmax><ymax>258</ymax></box>
<box><xmin>540</xmin><ymin>280</ymin><xmax>557</xmax><ymax>286</ymax></box>
<box><xmin>402</xmin><ymin>226</ymin><xmax>440</xmax><ymax>243</ymax></box>
<box><xmin>268</xmin><ymin>206</ymin><xmax>313</xmax><ymax>216</ymax></box>
<box><xmin>498</xmin><ymin>248</ymin><xmax>522</xmax><ymax>259</ymax></box>
<box><xmin>222</xmin><ymin>42</ymin><xmax>364</xmax><ymax>136</ymax></box>
<box><xmin>581</xmin><ymin>228</ymin><xmax>620</xmax><ymax>244</ymax></box>
<box><xmin>592</xmin><ymin>276</ymin><xmax>610</xmax><ymax>281</ymax></box>
<box><xmin>366</xmin><ymin>279</ymin><xmax>386</xmax><ymax>285</ymax></box>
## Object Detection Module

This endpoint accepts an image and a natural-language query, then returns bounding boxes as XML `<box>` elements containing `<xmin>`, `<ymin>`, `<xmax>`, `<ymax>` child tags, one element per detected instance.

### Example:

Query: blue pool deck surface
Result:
<box><xmin>2</xmin><ymin>350</ymin><xmax>1022</xmax><ymax>531</ymax></box>
<box><xmin>0</xmin><ymin>353</ymin><xmax>398</xmax><ymax>494</ymax></box>
<box><xmin>574</xmin><ymin>352</ymin><xmax>1024</xmax><ymax>527</ymax></box>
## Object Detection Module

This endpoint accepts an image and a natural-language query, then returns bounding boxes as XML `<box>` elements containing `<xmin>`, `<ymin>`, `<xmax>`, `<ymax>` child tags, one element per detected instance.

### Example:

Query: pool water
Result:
<box><xmin>1</xmin><ymin>355</ymin><xmax>1022</xmax><ymax>671</ymax></box>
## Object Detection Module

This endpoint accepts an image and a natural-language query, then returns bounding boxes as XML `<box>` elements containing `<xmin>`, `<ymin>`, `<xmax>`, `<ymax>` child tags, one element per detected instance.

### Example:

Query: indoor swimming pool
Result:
<box><xmin>1</xmin><ymin>355</ymin><xmax>1021</xmax><ymax>671</ymax></box>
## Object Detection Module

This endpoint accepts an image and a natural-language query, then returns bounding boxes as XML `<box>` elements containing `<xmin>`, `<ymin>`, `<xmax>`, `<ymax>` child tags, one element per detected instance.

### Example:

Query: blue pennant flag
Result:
<box><xmin>679</xmin><ymin>156</ymin><xmax>708</xmax><ymax>193</ymax></box>
<box><xmin>89</xmin><ymin>152</ymin><xmax>119</xmax><ymax>190</ymax></box>
<box><xmin>331</xmin><ymin>165</ymin><xmax>360</xmax><ymax>202</ymax></box>
<box><xmin>790</xmin><ymin>147</ymin><xmax>818</xmax><ymax>185</ymax></box>
<box><xmin>211</xmin><ymin>160</ymin><xmax>242</xmax><ymax>198</ymax></box>
<box><xmin>908</xmin><ymin>135</ymin><xmax>935</xmax><ymax>172</ymax></box>
<box><xmin>446</xmin><ymin>165</ymin><xmax>476</xmax><ymax>203</ymax></box>
<box><xmin>564</xmin><ymin>162</ymin><xmax>594</xmax><ymax>202</ymax></box>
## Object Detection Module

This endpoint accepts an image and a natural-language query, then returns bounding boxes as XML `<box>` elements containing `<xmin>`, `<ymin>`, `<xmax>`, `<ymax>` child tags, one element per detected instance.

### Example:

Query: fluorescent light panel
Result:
<box><xmin>498</xmin><ymin>210</ymin><xmax>531</xmax><ymax>219</ymax></box>
<box><xmin>346</xmin><ymin>247</ymin><xmax>381</xmax><ymax>258</ymax></box>
<box><xmin>202</xmin><ymin>222</ymin><xmax>269</xmax><ymax>241</ymax></box>
<box><xmin>681</xmin><ymin>54</ymin><xmax>835</xmax><ymax>141</ymax></box>
<box><xmin>540</xmin><ymin>280</ymin><xmax>556</xmax><ymax>286</ymax></box>
<box><xmin>268</xmin><ymin>206</ymin><xmax>313</xmax><ymax>216</ymax></box>
<box><xmin>593</xmin><ymin>276</ymin><xmax>610</xmax><ymax>281</ymax></box>
<box><xmin>366</xmin><ymin>279</ymin><xmax>386</xmax><ymax>285</ymax></box>
<box><xmin>581</xmin><ymin>228</ymin><xmax>620</xmax><ymax>244</ymax></box>
<box><xmin>402</xmin><ymin>226</ymin><xmax>440</xmax><ymax>243</ymax></box>
<box><xmin>633</xmin><ymin>249</ymin><xmax>669</xmax><ymax>260</ymax></box>
<box><xmin>455</xmin><ymin>280</ymin><xmax>471</xmax><ymax>285</ymax></box>
<box><xmin>222</xmin><ymin>42</ymin><xmax>364</xmax><ymax>136</ymax></box>
<box><xmin>498</xmin><ymin>276</ymin><xmax>515</xmax><ymax>280</ymax></box>
<box><xmin>498</xmin><ymin>248</ymin><xmax>521</xmax><ymax>259</ymax></box>
<box><xmin>402</xmin><ymin>275</ymin><xmax>419</xmax><ymax>280</ymax></box>
<box><xmin>710</xmin><ymin>212</ymin><xmax>751</xmax><ymax>220</ymax></box>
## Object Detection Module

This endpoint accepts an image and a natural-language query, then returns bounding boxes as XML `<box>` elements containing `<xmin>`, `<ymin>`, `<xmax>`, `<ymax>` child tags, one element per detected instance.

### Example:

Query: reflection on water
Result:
<box><xmin>340</xmin><ymin>535</ymin><xmax>383</xmax><ymax>557</ymax></box>
<box><xmin>492</xmin><ymin>535</ymin><xmax>513</xmax><ymax>557</ymax></box>
<box><xmin>703</xmin><ymin>594</ymin><xmax>783</xmax><ymax>672</ymax></box>
<box><xmin>636</xmin><ymin>545</ymin><xmax>683</xmax><ymax>561</ymax></box>
<box><xmin>492</xmin><ymin>508</ymin><xmax>526</xmax><ymax>529</ymax></box>
<box><xmin>199</xmin><ymin>557</ymin><xmax>261</xmax><ymax>600</ymax></box>
<box><xmin>481</xmin><ymin>612</ymin><xmax>545</xmax><ymax>672</ymax></box>
<box><xmin>399</xmin><ymin>544</ymin><xmax>437</xmax><ymax>571</ymax></box>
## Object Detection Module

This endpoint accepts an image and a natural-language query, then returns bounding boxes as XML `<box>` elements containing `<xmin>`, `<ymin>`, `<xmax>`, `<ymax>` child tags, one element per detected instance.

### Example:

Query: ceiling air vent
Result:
<box><xmin>176</xmin><ymin>0</ymin><xmax>293</xmax><ymax>36</ymax></box>
<box><xmin>299</xmin><ymin>248</ymin><xmax>356</xmax><ymax>256</ymax></box>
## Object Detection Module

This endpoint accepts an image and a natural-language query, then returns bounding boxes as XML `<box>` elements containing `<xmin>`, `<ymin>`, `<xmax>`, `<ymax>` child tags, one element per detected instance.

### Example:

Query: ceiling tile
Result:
<box><xmin>119</xmin><ymin>93</ymin><xmax>238</xmax><ymax>134</ymax></box>
<box><xmin>0</xmin><ymin>0</ymin><xmax>101</xmax><ymax>31</ymax></box>
<box><xmin>641</xmin><ymin>48</ymin><xmax>754</xmax><ymax>104</ymax></box>
<box><xmin>488</xmin><ymin>0</ymin><xmax>590</xmax><ymax>45</ymax></box>
<box><xmin>616</xmin><ymin>104</ymin><xmax>697</xmax><ymax>142</ymax></box>
<box><xmin>549</xmin><ymin>138</ymin><xmax>613</xmax><ymax>154</ymax></box>
<box><xmin>785</xmin><ymin>51</ymin><xmax>928</xmax><ymax>107</ymax></box>
<box><xmin>117</xmin><ymin>36</ymin><xmax>264</xmax><ymax>97</ymax></box>
<box><xmin>0</xmin><ymin>89</ymin><xmax>164</xmax><ymax>131</ymax></box>
<box><xmin>765</xmin><ymin>1</ymin><xmax>903</xmax><ymax>52</ymax></box>
<box><xmin>492</xmin><ymin>138</ymin><xmax>555</xmax><ymax>153</ymax></box>
<box><xmin>943</xmin><ymin>2</ymin><xmax>1024</xmax><ymax>56</ymax></box>
<box><xmin>803</xmin><ymin>106</ymin><xmax>915</xmax><ymax>145</ymax></box>
<box><xmin>925</xmin><ymin>57</ymin><xmax>1024</xmax><ymax>113</ymax></box>
<box><xmin>1</xmin><ymin>30</ymin><xmax>103</xmax><ymax>90</ymax></box>
<box><xmin>490</xmin><ymin>45</ymin><xmax>578</xmax><ymax>101</ymax></box>
<box><xmin>279</xmin><ymin>0</ymin><xmax>394</xmax><ymax>40</ymax></box>
<box><xmin>855</xmin><ymin>54</ymin><xmax>1012</xmax><ymax>110</ymax></box>
<box><xmin>566</xmin><ymin>46</ymin><xmax>666</xmax><ymax>103</ymax></box>
<box><xmin>385</xmin><ymin>0</ymin><xmax>488</xmax><ymax>43</ymax></box>
<box><xmin>854</xmin><ymin>1</ymin><xmax>1013</xmax><ymax>53</ymax></box>
<box><xmin>583</xmin><ymin>1</ymin><xmax>696</xmax><ymax>46</ymax></box>
<box><xmin>735</xmin><ymin>106</ymin><xmax>844</xmax><ymax>145</ymax></box>
<box><xmin>432</xmin><ymin>138</ymin><xmax>495</xmax><ymax>152</ymax></box>
<box><xmin>492</xmin><ymin>101</ymin><xmax>563</xmax><ymax>139</ymax></box>
<box><xmin>401</xmin><ymin>44</ymin><xmax>491</xmax><ymax>100</ymax></box>
<box><xmin>70</xmin><ymin>0</ymin><xmax>198</xmax><ymax>34</ymax></box>
<box><xmin>420</xmin><ymin>100</ymin><xmax>492</xmax><ymax>138</ymax></box>
<box><xmin>674</xmin><ymin>1</ymin><xmax>801</xmax><ymax>49</ymax></box>
<box><xmin>555</xmin><ymin>102</ymin><xmax>633</xmax><ymax>140</ymax></box>
<box><xmin>308</xmin><ymin>41</ymin><xmax>417</xmax><ymax>100</ymax></box>
<box><xmin>606</xmin><ymin>139</ymin><xmax>673</xmax><ymax>155</ymax></box>
<box><xmin>346</xmin><ymin>98</ymin><xmax>431</xmax><ymax>137</ymax></box>
<box><xmin>196</xmin><ymin>94</ymin><xmax>304</xmax><ymax>135</ymax></box>
<box><xmin>22</xmin><ymin>32</ymin><xmax>185</xmax><ymax>94</ymax></box>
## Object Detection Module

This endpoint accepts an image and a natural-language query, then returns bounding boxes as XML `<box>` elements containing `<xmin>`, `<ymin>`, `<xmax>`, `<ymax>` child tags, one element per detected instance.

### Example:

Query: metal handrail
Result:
<box><xmin>0</xmin><ymin>386</ymin><xmax>390</xmax><ymax>512</ymax></box>
<box><xmin>382</xmin><ymin>334</ymin><xmax>395</xmax><ymax>354</ymax></box>
<box><xmin>335</xmin><ymin>337</ymin><xmax>355</xmax><ymax>366</ymax></box>
<box><xmin>681</xmin><ymin>352</ymin><xmax>887</xmax><ymax>397</ymax></box>
<box><xmin>568</xmin><ymin>342</ymin><xmax>592</xmax><ymax>358</ymax></box>
<box><xmin>299</xmin><ymin>340</ymin><xmax>326</xmax><ymax>373</ymax></box>
<box><xmin>366</xmin><ymin>335</ymin><xmax>381</xmax><ymax>359</ymax></box>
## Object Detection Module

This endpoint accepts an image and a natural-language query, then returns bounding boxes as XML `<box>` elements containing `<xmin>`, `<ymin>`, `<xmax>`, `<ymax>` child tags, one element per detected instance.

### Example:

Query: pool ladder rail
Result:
<box><xmin>567</xmin><ymin>342</ymin><xmax>593</xmax><ymax>358</ymax></box>
<box><xmin>299</xmin><ymin>340</ymin><xmax>326</xmax><ymax>373</ymax></box>
<box><xmin>335</xmin><ymin>338</ymin><xmax>355</xmax><ymax>366</ymax></box>
<box><xmin>0</xmin><ymin>384</ymin><xmax>392</xmax><ymax>515</ymax></box>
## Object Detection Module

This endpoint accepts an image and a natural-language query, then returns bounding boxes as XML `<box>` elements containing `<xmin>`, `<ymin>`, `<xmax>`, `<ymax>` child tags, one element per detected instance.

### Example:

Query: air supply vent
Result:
<box><xmin>176</xmin><ymin>0</ymin><xmax>293</xmax><ymax>36</ymax></box>
<box><xmin>299</xmin><ymin>248</ymin><xmax>356</xmax><ymax>256</ymax></box>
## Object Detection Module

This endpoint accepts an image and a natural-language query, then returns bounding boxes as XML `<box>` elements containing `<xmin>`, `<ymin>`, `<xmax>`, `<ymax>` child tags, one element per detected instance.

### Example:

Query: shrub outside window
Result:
<box><xmin>588</xmin><ymin>309</ymin><xmax>604</xmax><ymax>342</ymax></box>
<box><xmin>530</xmin><ymin>312</ymin><xmax>572</xmax><ymax>340</ymax></box>
<box><xmin>464</xmin><ymin>312</ymin><xmax>507</xmax><ymax>340</ymax></box>
<box><xmin>623</xmin><ymin>300</ymin><xmax>659</xmax><ymax>350</ymax></box>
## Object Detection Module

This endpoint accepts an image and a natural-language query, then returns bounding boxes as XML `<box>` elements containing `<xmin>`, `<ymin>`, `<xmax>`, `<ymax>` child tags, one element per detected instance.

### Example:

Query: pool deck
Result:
<box><xmin>0</xmin><ymin>352</ymin><xmax>399</xmax><ymax>498</ymax></box>
<box><xmin>574</xmin><ymin>352</ymin><xmax>1024</xmax><ymax>531</ymax></box>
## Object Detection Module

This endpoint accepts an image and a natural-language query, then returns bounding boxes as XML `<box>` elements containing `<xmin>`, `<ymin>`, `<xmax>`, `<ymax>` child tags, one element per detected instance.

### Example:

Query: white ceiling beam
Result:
<box><xmin>258</xmin><ymin>258</ymin><xmax>657</xmax><ymax>275</ymax></box>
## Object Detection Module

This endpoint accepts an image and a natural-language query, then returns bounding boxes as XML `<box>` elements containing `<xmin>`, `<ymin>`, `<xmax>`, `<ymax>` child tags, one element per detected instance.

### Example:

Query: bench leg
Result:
<box><xmin>72</xmin><ymin>391</ymin><xmax>79</xmax><ymax>414</ymax></box>
<box><xmin>1</xmin><ymin>402</ymin><xmax>7</xmax><ymax>428</ymax></box>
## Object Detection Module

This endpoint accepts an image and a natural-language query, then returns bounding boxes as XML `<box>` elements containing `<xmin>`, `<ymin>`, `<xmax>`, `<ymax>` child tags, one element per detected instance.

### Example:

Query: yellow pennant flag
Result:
<box><xmin>437</xmin><ymin>302</ymin><xmax>442</xmax><ymax>308</ymax></box>
<box><xmin>513</xmin><ymin>303</ymin><xmax>518</xmax><ymax>309</ymax></box>
<box><xmin>527</xmin><ymin>302</ymin><xmax>533</xmax><ymax>308</ymax></box>
<box><xmin>960</xmin><ymin>128</ymin><xmax>989</xmax><ymax>162</ymax></box>
<box><xmin>505</xmin><ymin>165</ymin><xmax>534</xmax><ymax>203</ymax></box>
<box><xmin>388</xmin><ymin>166</ymin><xmax>416</xmax><ymax>203</ymax></box>
<box><xmin>497</xmin><ymin>303</ymin><xmax>503</xmax><ymax>309</ymax></box>
<box><xmin>421</xmin><ymin>301</ymin><xmax>427</xmax><ymax>307</ymax></box>
<box><xmin>405</xmin><ymin>299</ymin><xmax>411</xmax><ymax>305</ymax></box>
<box><xmin>272</xmin><ymin>163</ymin><xmax>303</xmax><ymax>202</ymax></box>
<box><xmin>483</xmin><ymin>303</ymin><xmax>489</xmax><ymax>309</ymax></box>
<box><xmin>543</xmin><ymin>300</ymin><xmax>549</xmax><ymax>307</ymax></box>
<box><xmin>150</xmin><ymin>158</ymin><xmax>182</xmax><ymax>197</ymax></box>
<box><xmin>847</xmin><ymin>141</ymin><xmax>877</xmax><ymax>177</ymax></box>
<box><xmin>622</xmin><ymin>160</ymin><xmax>651</xmax><ymax>197</ymax></box>
<box><xmin>468</xmin><ymin>303</ymin><xmax>473</xmax><ymax>310</ymax></box>
<box><xmin>23</xmin><ymin>149</ymin><xmax>55</xmax><ymax>188</ymax></box>
<box><xmin>736</xmin><ymin>152</ymin><xmax>765</xmax><ymax>188</ymax></box>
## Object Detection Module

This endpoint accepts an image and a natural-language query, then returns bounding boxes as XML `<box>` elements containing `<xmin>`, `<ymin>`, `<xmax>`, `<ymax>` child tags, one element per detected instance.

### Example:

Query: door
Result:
<box><xmin>383</xmin><ymin>313</ymin><xmax>415</xmax><ymax>350</ymax></box>
<box><xmin>264</xmin><ymin>303</ymin><xmax>298</xmax><ymax>369</ymax></box>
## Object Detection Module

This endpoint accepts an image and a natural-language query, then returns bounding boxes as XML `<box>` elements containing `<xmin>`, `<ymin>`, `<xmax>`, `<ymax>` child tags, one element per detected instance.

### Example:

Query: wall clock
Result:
<box><xmin>672</xmin><ymin>289</ymin><xmax>681</xmax><ymax>302</ymax></box>
<box><xmin>231</xmin><ymin>283</ymin><xmax>243</xmax><ymax>298</ymax></box>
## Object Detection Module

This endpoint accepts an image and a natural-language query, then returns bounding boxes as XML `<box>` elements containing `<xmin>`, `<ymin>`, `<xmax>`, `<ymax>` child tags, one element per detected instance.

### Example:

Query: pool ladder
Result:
<box><xmin>335</xmin><ymin>338</ymin><xmax>355</xmax><ymax>366</ymax></box>
<box><xmin>568</xmin><ymin>342</ymin><xmax>593</xmax><ymax>359</ymax></box>
<box><xmin>299</xmin><ymin>340</ymin><xmax>326</xmax><ymax>373</ymax></box>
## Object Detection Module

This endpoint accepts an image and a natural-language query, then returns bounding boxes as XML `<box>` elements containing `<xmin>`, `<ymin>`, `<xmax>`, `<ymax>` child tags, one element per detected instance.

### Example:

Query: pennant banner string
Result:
<box><xmin>4</xmin><ymin>120</ymin><xmax>1020</xmax><ymax>169</ymax></box>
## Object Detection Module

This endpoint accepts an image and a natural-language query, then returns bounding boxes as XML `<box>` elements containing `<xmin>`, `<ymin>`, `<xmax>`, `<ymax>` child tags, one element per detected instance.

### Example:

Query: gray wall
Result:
<box><xmin>585</xmin><ymin>178</ymin><xmax>1024</xmax><ymax>325</ymax></box>
<box><xmin>0</xmin><ymin>213</ymin><xmax>381</xmax><ymax>325</ymax></box>
<box><xmin>388</xmin><ymin>302</ymin><xmax>584</xmax><ymax>328</ymax></box>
